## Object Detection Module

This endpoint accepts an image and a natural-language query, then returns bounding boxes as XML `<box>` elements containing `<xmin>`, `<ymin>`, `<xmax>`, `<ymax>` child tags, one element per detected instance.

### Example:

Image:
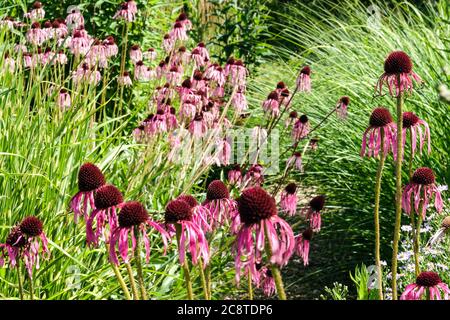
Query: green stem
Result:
<box><xmin>134</xmin><ymin>231</ymin><xmax>149</xmax><ymax>300</ymax></box>
<box><xmin>413</xmin><ymin>203</ymin><xmax>423</xmax><ymax>277</ymax></box>
<box><xmin>111</xmin><ymin>263</ymin><xmax>132</xmax><ymax>300</ymax></box>
<box><xmin>175</xmin><ymin>223</ymin><xmax>194</xmax><ymax>300</ymax></box>
<box><xmin>264</xmin><ymin>222</ymin><xmax>287</xmax><ymax>300</ymax></box>
<box><xmin>198</xmin><ymin>257</ymin><xmax>210</xmax><ymax>300</ymax></box>
<box><xmin>391</xmin><ymin>80</ymin><xmax>403</xmax><ymax>300</ymax></box>
<box><xmin>28</xmin><ymin>274</ymin><xmax>34</xmax><ymax>300</ymax></box>
<box><xmin>374</xmin><ymin>130</ymin><xmax>386</xmax><ymax>300</ymax></box>
<box><xmin>16</xmin><ymin>263</ymin><xmax>24</xmax><ymax>300</ymax></box>
<box><xmin>125</xmin><ymin>262</ymin><xmax>140</xmax><ymax>300</ymax></box>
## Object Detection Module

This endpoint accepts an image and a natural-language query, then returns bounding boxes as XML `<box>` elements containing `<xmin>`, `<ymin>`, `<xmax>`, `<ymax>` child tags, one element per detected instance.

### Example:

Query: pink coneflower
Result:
<box><xmin>109</xmin><ymin>201</ymin><xmax>169</xmax><ymax>265</ymax></box>
<box><xmin>261</xmin><ymin>267</ymin><xmax>276</xmax><ymax>297</ymax></box>
<box><xmin>57</xmin><ymin>88</ymin><xmax>71</xmax><ymax>109</ymax></box>
<box><xmin>118</xmin><ymin>71</ymin><xmax>132</xmax><ymax>87</ymax></box>
<box><xmin>305</xmin><ymin>195</ymin><xmax>326</xmax><ymax>231</ymax></box>
<box><xmin>126</xmin><ymin>0</ymin><xmax>138</xmax><ymax>14</ymax></box>
<box><xmin>189</xmin><ymin>112</ymin><xmax>207</xmax><ymax>138</ymax></box>
<box><xmin>400</xmin><ymin>271</ymin><xmax>450</xmax><ymax>300</ymax></box>
<box><xmin>73</xmin><ymin>63</ymin><xmax>101</xmax><ymax>86</ymax></box>
<box><xmin>280</xmin><ymin>183</ymin><xmax>298</xmax><ymax>216</ymax></box>
<box><xmin>3</xmin><ymin>53</ymin><xmax>15</xmax><ymax>74</ymax></box>
<box><xmin>0</xmin><ymin>16</ymin><xmax>15</xmax><ymax>29</ymax></box>
<box><xmin>402</xmin><ymin>167</ymin><xmax>443</xmax><ymax>219</ymax></box>
<box><xmin>360</xmin><ymin>107</ymin><xmax>397</xmax><ymax>158</ymax></box>
<box><xmin>205</xmin><ymin>64</ymin><xmax>226</xmax><ymax>87</ymax></box>
<box><xmin>376</xmin><ymin>51</ymin><xmax>422</xmax><ymax>97</ymax></box>
<box><xmin>129</xmin><ymin>44</ymin><xmax>142</xmax><ymax>64</ymax></box>
<box><xmin>134</xmin><ymin>60</ymin><xmax>147</xmax><ymax>80</ymax></box>
<box><xmin>143</xmin><ymin>47</ymin><xmax>156</xmax><ymax>60</ymax></box>
<box><xmin>243</xmin><ymin>164</ymin><xmax>264</xmax><ymax>187</ymax></box>
<box><xmin>0</xmin><ymin>217</ymin><xmax>49</xmax><ymax>278</ymax></box>
<box><xmin>231</xmin><ymin>90</ymin><xmax>248</xmax><ymax>113</ymax></box>
<box><xmin>177</xmin><ymin>194</ymin><xmax>211</xmax><ymax>232</ymax></box>
<box><xmin>162</xmin><ymin>34</ymin><xmax>174</xmax><ymax>53</ymax></box>
<box><xmin>86</xmin><ymin>184</ymin><xmax>124</xmax><ymax>246</ymax></box>
<box><xmin>54</xmin><ymin>50</ymin><xmax>68</xmax><ymax>65</ymax></box>
<box><xmin>86</xmin><ymin>39</ymin><xmax>108</xmax><ymax>68</ymax></box>
<box><xmin>23</xmin><ymin>52</ymin><xmax>34</xmax><ymax>68</ymax></box>
<box><xmin>262</xmin><ymin>91</ymin><xmax>280</xmax><ymax>117</ymax></box>
<box><xmin>68</xmin><ymin>30</ymin><xmax>90</xmax><ymax>56</ymax></box>
<box><xmin>214</xmin><ymin>137</ymin><xmax>232</xmax><ymax>166</ymax></box>
<box><xmin>113</xmin><ymin>2</ymin><xmax>135</xmax><ymax>22</ymax></box>
<box><xmin>26</xmin><ymin>22</ymin><xmax>47</xmax><ymax>45</ymax></box>
<box><xmin>296</xmin><ymin>66</ymin><xmax>311</xmax><ymax>92</ymax></box>
<box><xmin>52</xmin><ymin>19</ymin><xmax>68</xmax><ymax>38</ymax></box>
<box><xmin>192</xmin><ymin>70</ymin><xmax>206</xmax><ymax>91</ymax></box>
<box><xmin>70</xmin><ymin>163</ymin><xmax>106</xmax><ymax>223</ymax></box>
<box><xmin>104</xmin><ymin>36</ymin><xmax>118</xmax><ymax>57</ymax></box>
<box><xmin>66</xmin><ymin>7</ymin><xmax>84</xmax><ymax>30</ymax></box>
<box><xmin>228</xmin><ymin>165</ymin><xmax>242</xmax><ymax>186</ymax></box>
<box><xmin>24</xmin><ymin>2</ymin><xmax>45</xmax><ymax>20</ymax></box>
<box><xmin>309</xmin><ymin>137</ymin><xmax>319</xmax><ymax>151</ymax></box>
<box><xmin>285</xmin><ymin>111</ymin><xmax>298</xmax><ymax>127</ymax></box>
<box><xmin>336</xmin><ymin>96</ymin><xmax>350</xmax><ymax>119</ymax></box>
<box><xmin>173</xmin><ymin>46</ymin><xmax>190</xmax><ymax>65</ymax></box>
<box><xmin>202</xmin><ymin>180</ymin><xmax>238</xmax><ymax>228</ymax></box>
<box><xmin>170</xmin><ymin>22</ymin><xmax>188</xmax><ymax>41</ymax></box>
<box><xmin>226</xmin><ymin>58</ymin><xmax>247</xmax><ymax>88</ymax></box>
<box><xmin>287</xmin><ymin>151</ymin><xmax>303</xmax><ymax>171</ymax></box>
<box><xmin>165</xmin><ymin>199</ymin><xmax>209</xmax><ymax>268</ymax></box>
<box><xmin>427</xmin><ymin>216</ymin><xmax>450</xmax><ymax>247</ymax></box>
<box><xmin>42</xmin><ymin>20</ymin><xmax>53</xmax><ymax>39</ymax></box>
<box><xmin>234</xmin><ymin>187</ymin><xmax>295</xmax><ymax>283</ymax></box>
<box><xmin>402</xmin><ymin>111</ymin><xmax>430</xmax><ymax>157</ymax></box>
<box><xmin>166</xmin><ymin>66</ymin><xmax>182</xmax><ymax>85</ymax></box>
<box><xmin>176</xmin><ymin>12</ymin><xmax>192</xmax><ymax>31</ymax></box>
<box><xmin>295</xmin><ymin>228</ymin><xmax>313</xmax><ymax>266</ymax></box>
<box><xmin>292</xmin><ymin>115</ymin><xmax>310</xmax><ymax>141</ymax></box>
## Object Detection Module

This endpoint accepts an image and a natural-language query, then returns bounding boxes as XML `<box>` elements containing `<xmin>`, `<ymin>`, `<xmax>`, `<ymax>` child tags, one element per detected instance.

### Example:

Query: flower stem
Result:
<box><xmin>413</xmin><ymin>203</ymin><xmax>424</xmax><ymax>277</ymax></box>
<box><xmin>263</xmin><ymin>222</ymin><xmax>287</xmax><ymax>300</ymax></box>
<box><xmin>111</xmin><ymin>263</ymin><xmax>132</xmax><ymax>300</ymax></box>
<box><xmin>28</xmin><ymin>274</ymin><xmax>34</xmax><ymax>300</ymax></box>
<box><xmin>175</xmin><ymin>223</ymin><xmax>194</xmax><ymax>300</ymax></box>
<box><xmin>16</xmin><ymin>263</ymin><xmax>24</xmax><ymax>300</ymax></box>
<box><xmin>134</xmin><ymin>231</ymin><xmax>149</xmax><ymax>300</ymax></box>
<box><xmin>374</xmin><ymin>130</ymin><xmax>386</xmax><ymax>300</ymax></box>
<box><xmin>125</xmin><ymin>262</ymin><xmax>140</xmax><ymax>300</ymax></box>
<box><xmin>391</xmin><ymin>81</ymin><xmax>403</xmax><ymax>300</ymax></box>
<box><xmin>198</xmin><ymin>257</ymin><xmax>210</xmax><ymax>300</ymax></box>
<box><xmin>247</xmin><ymin>272</ymin><xmax>253</xmax><ymax>300</ymax></box>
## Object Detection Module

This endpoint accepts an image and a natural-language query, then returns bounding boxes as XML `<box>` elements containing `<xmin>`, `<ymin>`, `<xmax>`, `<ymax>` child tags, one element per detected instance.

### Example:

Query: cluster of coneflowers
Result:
<box><xmin>361</xmin><ymin>50</ymin><xmax>448</xmax><ymax>300</ymax></box>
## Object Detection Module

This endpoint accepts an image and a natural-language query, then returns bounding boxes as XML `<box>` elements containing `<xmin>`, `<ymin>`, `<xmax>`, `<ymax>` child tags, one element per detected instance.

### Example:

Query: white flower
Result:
<box><xmin>401</xmin><ymin>225</ymin><xmax>412</xmax><ymax>232</ymax></box>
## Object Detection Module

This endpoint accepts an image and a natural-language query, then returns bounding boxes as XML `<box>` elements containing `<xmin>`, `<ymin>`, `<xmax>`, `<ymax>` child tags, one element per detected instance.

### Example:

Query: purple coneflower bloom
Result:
<box><xmin>104</xmin><ymin>36</ymin><xmax>118</xmax><ymax>57</ymax></box>
<box><xmin>280</xmin><ymin>183</ymin><xmax>298</xmax><ymax>216</ymax></box>
<box><xmin>170</xmin><ymin>22</ymin><xmax>188</xmax><ymax>41</ymax></box>
<box><xmin>262</xmin><ymin>91</ymin><xmax>280</xmax><ymax>117</ymax></box>
<box><xmin>24</xmin><ymin>2</ymin><xmax>45</xmax><ymax>21</ymax></box>
<box><xmin>287</xmin><ymin>151</ymin><xmax>303</xmax><ymax>172</ymax></box>
<box><xmin>376</xmin><ymin>51</ymin><xmax>422</xmax><ymax>97</ymax></box>
<box><xmin>402</xmin><ymin>167</ymin><xmax>443</xmax><ymax>218</ymax></box>
<box><xmin>68</xmin><ymin>30</ymin><xmax>90</xmax><ymax>56</ymax></box>
<box><xmin>295</xmin><ymin>228</ymin><xmax>313</xmax><ymax>266</ymax></box>
<box><xmin>231</xmin><ymin>90</ymin><xmax>248</xmax><ymax>113</ymax></box>
<box><xmin>118</xmin><ymin>71</ymin><xmax>133</xmax><ymax>87</ymax></box>
<box><xmin>243</xmin><ymin>164</ymin><xmax>264</xmax><ymax>187</ymax></box>
<box><xmin>292</xmin><ymin>115</ymin><xmax>310</xmax><ymax>141</ymax></box>
<box><xmin>143</xmin><ymin>47</ymin><xmax>156</xmax><ymax>60</ymax></box>
<box><xmin>26</xmin><ymin>22</ymin><xmax>47</xmax><ymax>45</ymax></box>
<box><xmin>402</xmin><ymin>111</ymin><xmax>430</xmax><ymax>157</ymax></box>
<box><xmin>109</xmin><ymin>201</ymin><xmax>169</xmax><ymax>265</ymax></box>
<box><xmin>360</xmin><ymin>107</ymin><xmax>397</xmax><ymax>158</ymax></box>
<box><xmin>57</xmin><ymin>89</ymin><xmax>71</xmax><ymax>109</ymax></box>
<box><xmin>304</xmin><ymin>195</ymin><xmax>326</xmax><ymax>232</ymax></box>
<box><xmin>129</xmin><ymin>44</ymin><xmax>142</xmax><ymax>64</ymax></box>
<box><xmin>427</xmin><ymin>216</ymin><xmax>450</xmax><ymax>247</ymax></box>
<box><xmin>296</xmin><ymin>66</ymin><xmax>311</xmax><ymax>92</ymax></box>
<box><xmin>285</xmin><ymin>111</ymin><xmax>298</xmax><ymax>127</ymax></box>
<box><xmin>202</xmin><ymin>180</ymin><xmax>237</xmax><ymax>228</ymax></box>
<box><xmin>225</xmin><ymin>58</ymin><xmax>247</xmax><ymax>88</ymax></box>
<box><xmin>113</xmin><ymin>2</ymin><xmax>135</xmax><ymax>22</ymax></box>
<box><xmin>0</xmin><ymin>217</ymin><xmax>49</xmax><ymax>277</ymax></box>
<box><xmin>400</xmin><ymin>271</ymin><xmax>450</xmax><ymax>300</ymax></box>
<box><xmin>234</xmin><ymin>187</ymin><xmax>295</xmax><ymax>283</ymax></box>
<box><xmin>261</xmin><ymin>267</ymin><xmax>276</xmax><ymax>297</ymax></box>
<box><xmin>177</xmin><ymin>195</ymin><xmax>211</xmax><ymax>232</ymax></box>
<box><xmin>336</xmin><ymin>96</ymin><xmax>350</xmax><ymax>119</ymax></box>
<box><xmin>162</xmin><ymin>34</ymin><xmax>174</xmax><ymax>53</ymax></box>
<box><xmin>189</xmin><ymin>112</ymin><xmax>207</xmax><ymax>138</ymax></box>
<box><xmin>66</xmin><ymin>7</ymin><xmax>84</xmax><ymax>31</ymax></box>
<box><xmin>176</xmin><ymin>12</ymin><xmax>192</xmax><ymax>31</ymax></box>
<box><xmin>228</xmin><ymin>165</ymin><xmax>242</xmax><ymax>186</ymax></box>
<box><xmin>70</xmin><ymin>163</ymin><xmax>106</xmax><ymax>223</ymax></box>
<box><xmin>87</xmin><ymin>184</ymin><xmax>124</xmax><ymax>246</ymax></box>
<box><xmin>165</xmin><ymin>199</ymin><xmax>209</xmax><ymax>268</ymax></box>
